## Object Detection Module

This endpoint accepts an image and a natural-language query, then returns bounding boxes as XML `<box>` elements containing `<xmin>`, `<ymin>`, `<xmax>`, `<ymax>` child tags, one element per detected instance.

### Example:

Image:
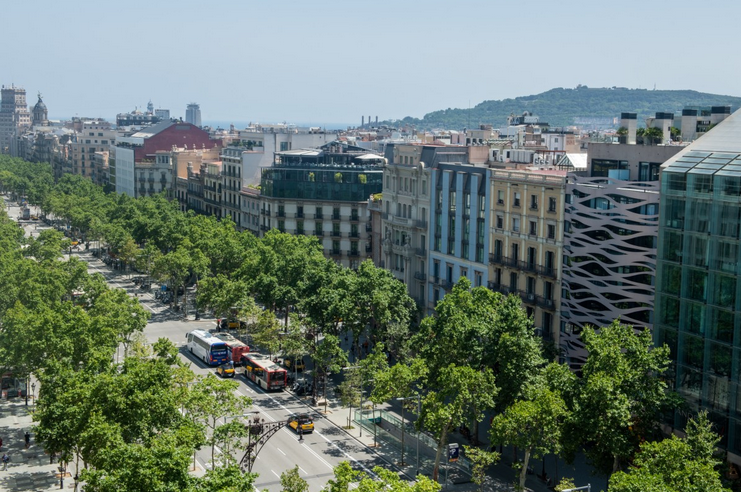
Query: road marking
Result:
<box><xmin>315</xmin><ymin>430</ymin><xmax>376</xmax><ymax>478</ymax></box>
<box><xmin>299</xmin><ymin>466</ymin><xmax>307</xmax><ymax>475</ymax></box>
<box><xmin>277</xmin><ymin>447</ymin><xmax>286</xmax><ymax>456</ymax></box>
<box><xmin>297</xmin><ymin>438</ymin><xmax>334</xmax><ymax>470</ymax></box>
<box><xmin>271</xmin><ymin>470</ymin><xmax>280</xmax><ymax>478</ymax></box>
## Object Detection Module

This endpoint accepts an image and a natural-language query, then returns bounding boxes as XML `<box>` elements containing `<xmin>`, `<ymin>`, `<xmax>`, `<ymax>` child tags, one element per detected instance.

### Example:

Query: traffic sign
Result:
<box><xmin>448</xmin><ymin>442</ymin><xmax>459</xmax><ymax>462</ymax></box>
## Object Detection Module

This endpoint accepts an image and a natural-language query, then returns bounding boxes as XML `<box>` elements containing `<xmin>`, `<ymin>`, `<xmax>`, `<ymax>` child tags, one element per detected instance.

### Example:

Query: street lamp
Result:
<box><xmin>31</xmin><ymin>382</ymin><xmax>36</xmax><ymax>411</ymax></box>
<box><xmin>397</xmin><ymin>394</ymin><xmax>422</xmax><ymax>476</ymax></box>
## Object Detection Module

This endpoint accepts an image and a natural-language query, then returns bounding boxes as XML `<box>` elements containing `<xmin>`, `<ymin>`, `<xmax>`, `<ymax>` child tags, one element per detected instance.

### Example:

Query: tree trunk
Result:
<box><xmin>519</xmin><ymin>447</ymin><xmax>531</xmax><ymax>491</ymax></box>
<box><xmin>432</xmin><ymin>421</ymin><xmax>450</xmax><ymax>482</ymax></box>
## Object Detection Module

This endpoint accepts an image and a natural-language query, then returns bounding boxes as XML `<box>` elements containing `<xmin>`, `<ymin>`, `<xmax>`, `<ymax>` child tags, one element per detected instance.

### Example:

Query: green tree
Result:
<box><xmin>463</xmin><ymin>445</ymin><xmax>500</xmax><ymax>492</ymax></box>
<box><xmin>421</xmin><ymin>364</ymin><xmax>497</xmax><ymax>481</ymax></box>
<box><xmin>323</xmin><ymin>461</ymin><xmax>440</xmax><ymax>492</ymax></box>
<box><xmin>280</xmin><ymin>465</ymin><xmax>309</xmax><ymax>492</ymax></box>
<box><xmin>312</xmin><ymin>334</ymin><xmax>348</xmax><ymax>411</ymax></box>
<box><xmin>490</xmin><ymin>385</ymin><xmax>567</xmax><ymax>491</ymax></box>
<box><xmin>185</xmin><ymin>373</ymin><xmax>251</xmax><ymax>465</ymax></box>
<box><xmin>609</xmin><ymin>413</ymin><xmax>728</xmax><ymax>492</ymax></box>
<box><xmin>566</xmin><ymin>321</ymin><xmax>680</xmax><ymax>477</ymax></box>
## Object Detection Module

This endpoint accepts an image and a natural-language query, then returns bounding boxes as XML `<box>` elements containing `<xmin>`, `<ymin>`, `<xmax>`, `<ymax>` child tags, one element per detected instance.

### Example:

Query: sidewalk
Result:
<box><xmin>301</xmin><ymin>376</ymin><xmax>577</xmax><ymax>492</ymax></box>
<box><xmin>0</xmin><ymin>399</ymin><xmax>65</xmax><ymax>492</ymax></box>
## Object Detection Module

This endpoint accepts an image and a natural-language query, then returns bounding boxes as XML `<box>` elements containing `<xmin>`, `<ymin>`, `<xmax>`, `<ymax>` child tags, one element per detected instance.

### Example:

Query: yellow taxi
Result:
<box><xmin>287</xmin><ymin>413</ymin><xmax>314</xmax><ymax>434</ymax></box>
<box><xmin>283</xmin><ymin>357</ymin><xmax>305</xmax><ymax>372</ymax></box>
<box><xmin>216</xmin><ymin>361</ymin><xmax>235</xmax><ymax>378</ymax></box>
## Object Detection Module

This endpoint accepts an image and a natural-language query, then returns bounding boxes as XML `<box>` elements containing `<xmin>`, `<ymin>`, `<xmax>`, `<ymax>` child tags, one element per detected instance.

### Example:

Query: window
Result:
<box><xmin>547</xmin><ymin>224</ymin><xmax>556</xmax><ymax>239</ymax></box>
<box><xmin>460</xmin><ymin>268</ymin><xmax>468</xmax><ymax>279</ymax></box>
<box><xmin>529</xmin><ymin>221</ymin><xmax>537</xmax><ymax>236</ymax></box>
<box><xmin>509</xmin><ymin>272</ymin><xmax>518</xmax><ymax>290</ymax></box>
<box><xmin>474</xmin><ymin>271</ymin><xmax>482</xmax><ymax>287</ymax></box>
<box><xmin>333</xmin><ymin>223</ymin><xmax>340</xmax><ymax>236</ymax></box>
<box><xmin>422</xmin><ymin>180</ymin><xmax>427</xmax><ymax>195</ymax></box>
<box><xmin>526</xmin><ymin>276</ymin><xmax>535</xmax><ymax>295</ymax></box>
<box><xmin>436</xmin><ymin>190</ymin><xmax>443</xmax><ymax>210</ymax></box>
<box><xmin>449</xmin><ymin>191</ymin><xmax>456</xmax><ymax>212</ymax></box>
<box><xmin>297</xmin><ymin>220</ymin><xmax>304</xmax><ymax>234</ymax></box>
<box><xmin>530</xmin><ymin>195</ymin><xmax>538</xmax><ymax>210</ymax></box>
<box><xmin>316</xmin><ymin>206</ymin><xmax>323</xmax><ymax>219</ymax></box>
<box><xmin>332</xmin><ymin>240</ymin><xmax>340</xmax><ymax>255</ymax></box>
<box><xmin>333</xmin><ymin>207</ymin><xmax>340</xmax><ymax>220</ymax></box>
<box><xmin>548</xmin><ymin>197</ymin><xmax>557</xmax><ymax>212</ymax></box>
<box><xmin>497</xmin><ymin>190</ymin><xmax>504</xmax><ymax>204</ymax></box>
<box><xmin>514</xmin><ymin>192</ymin><xmax>521</xmax><ymax>207</ymax></box>
<box><xmin>512</xmin><ymin>217</ymin><xmax>520</xmax><ymax>233</ymax></box>
<box><xmin>496</xmin><ymin>215</ymin><xmax>503</xmax><ymax>229</ymax></box>
<box><xmin>278</xmin><ymin>220</ymin><xmax>285</xmax><ymax>232</ymax></box>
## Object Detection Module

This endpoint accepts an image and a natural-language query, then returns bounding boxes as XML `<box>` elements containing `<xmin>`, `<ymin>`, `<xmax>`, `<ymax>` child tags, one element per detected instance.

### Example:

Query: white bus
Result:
<box><xmin>185</xmin><ymin>330</ymin><xmax>229</xmax><ymax>366</ymax></box>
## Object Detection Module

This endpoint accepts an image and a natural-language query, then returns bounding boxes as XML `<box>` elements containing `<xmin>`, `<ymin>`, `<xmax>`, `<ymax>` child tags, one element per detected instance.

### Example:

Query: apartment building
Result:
<box><xmin>427</xmin><ymin>162</ymin><xmax>490</xmax><ymax>312</ymax></box>
<box><xmin>488</xmin><ymin>170</ymin><xmax>566</xmax><ymax>342</ymax></box>
<box><xmin>0</xmin><ymin>85</ymin><xmax>31</xmax><ymax>155</ymax></box>
<box><xmin>380</xmin><ymin>144</ymin><xmax>432</xmax><ymax>306</ymax></box>
<box><xmin>258</xmin><ymin>142</ymin><xmax>383</xmax><ymax>268</ymax></box>
<box><xmin>221</xmin><ymin>146</ymin><xmax>245</xmax><ymax>227</ymax></box>
<box><xmin>69</xmin><ymin>119</ymin><xmax>116</xmax><ymax>183</ymax></box>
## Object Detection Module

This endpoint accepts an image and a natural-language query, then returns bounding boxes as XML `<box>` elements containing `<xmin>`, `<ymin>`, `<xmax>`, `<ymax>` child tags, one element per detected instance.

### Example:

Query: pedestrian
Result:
<box><xmin>24</xmin><ymin>431</ymin><xmax>30</xmax><ymax>448</ymax></box>
<box><xmin>2</xmin><ymin>453</ymin><xmax>8</xmax><ymax>470</ymax></box>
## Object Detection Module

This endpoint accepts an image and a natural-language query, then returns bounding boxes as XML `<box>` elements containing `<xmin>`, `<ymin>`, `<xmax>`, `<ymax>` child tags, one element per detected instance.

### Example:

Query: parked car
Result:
<box><xmin>287</xmin><ymin>413</ymin><xmax>314</xmax><ymax>433</ymax></box>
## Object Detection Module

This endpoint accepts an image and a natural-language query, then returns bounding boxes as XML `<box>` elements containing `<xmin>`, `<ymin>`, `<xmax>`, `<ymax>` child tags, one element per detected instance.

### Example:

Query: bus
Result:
<box><xmin>186</xmin><ymin>330</ymin><xmax>229</xmax><ymax>366</ymax></box>
<box><xmin>241</xmin><ymin>353</ymin><xmax>288</xmax><ymax>391</ymax></box>
<box><xmin>213</xmin><ymin>332</ymin><xmax>250</xmax><ymax>365</ymax></box>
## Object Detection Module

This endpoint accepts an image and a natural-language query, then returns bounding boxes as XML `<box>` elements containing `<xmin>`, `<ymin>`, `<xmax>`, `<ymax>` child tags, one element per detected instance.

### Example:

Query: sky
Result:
<box><xmin>3</xmin><ymin>0</ymin><xmax>740</xmax><ymax>127</ymax></box>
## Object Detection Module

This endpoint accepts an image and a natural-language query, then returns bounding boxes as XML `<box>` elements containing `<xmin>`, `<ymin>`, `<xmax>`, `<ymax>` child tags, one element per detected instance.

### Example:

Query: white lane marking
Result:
<box><xmin>277</xmin><ymin>447</ymin><xmax>286</xmax><ymax>456</ymax></box>
<box><xmin>297</xmin><ymin>438</ymin><xmax>334</xmax><ymax>470</ymax></box>
<box><xmin>299</xmin><ymin>466</ymin><xmax>308</xmax><ymax>475</ymax></box>
<box><xmin>271</xmin><ymin>470</ymin><xmax>280</xmax><ymax>478</ymax></box>
<box><xmin>315</xmin><ymin>430</ymin><xmax>376</xmax><ymax>478</ymax></box>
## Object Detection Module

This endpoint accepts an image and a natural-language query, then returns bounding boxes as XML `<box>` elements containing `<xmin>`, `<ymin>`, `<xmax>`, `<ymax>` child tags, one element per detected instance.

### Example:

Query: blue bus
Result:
<box><xmin>186</xmin><ymin>330</ymin><xmax>229</xmax><ymax>366</ymax></box>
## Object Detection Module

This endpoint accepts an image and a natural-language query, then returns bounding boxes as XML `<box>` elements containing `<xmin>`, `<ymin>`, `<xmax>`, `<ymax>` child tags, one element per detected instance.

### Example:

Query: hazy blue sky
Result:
<box><xmin>3</xmin><ymin>0</ymin><xmax>739</xmax><ymax>126</ymax></box>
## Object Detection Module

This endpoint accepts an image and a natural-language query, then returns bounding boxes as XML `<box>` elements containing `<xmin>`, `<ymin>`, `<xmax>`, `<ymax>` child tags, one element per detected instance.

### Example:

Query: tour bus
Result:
<box><xmin>186</xmin><ymin>330</ymin><xmax>229</xmax><ymax>366</ymax></box>
<box><xmin>241</xmin><ymin>353</ymin><xmax>288</xmax><ymax>391</ymax></box>
<box><xmin>213</xmin><ymin>332</ymin><xmax>250</xmax><ymax>365</ymax></box>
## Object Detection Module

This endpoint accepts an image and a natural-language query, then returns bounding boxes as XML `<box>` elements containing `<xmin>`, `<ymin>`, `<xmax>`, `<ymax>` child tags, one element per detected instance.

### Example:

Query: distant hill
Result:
<box><xmin>389</xmin><ymin>87</ymin><xmax>741</xmax><ymax>130</ymax></box>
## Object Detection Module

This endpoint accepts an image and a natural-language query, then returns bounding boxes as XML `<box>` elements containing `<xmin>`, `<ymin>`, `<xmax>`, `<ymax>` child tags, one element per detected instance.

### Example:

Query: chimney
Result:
<box><xmin>654</xmin><ymin>112</ymin><xmax>674</xmax><ymax>144</ymax></box>
<box><xmin>362</xmin><ymin>116</ymin><xmax>365</xmax><ymax>127</ymax></box>
<box><xmin>681</xmin><ymin>109</ymin><xmax>698</xmax><ymax>142</ymax></box>
<box><xmin>620</xmin><ymin>112</ymin><xmax>637</xmax><ymax>144</ymax></box>
<box><xmin>711</xmin><ymin>105</ymin><xmax>731</xmax><ymax>125</ymax></box>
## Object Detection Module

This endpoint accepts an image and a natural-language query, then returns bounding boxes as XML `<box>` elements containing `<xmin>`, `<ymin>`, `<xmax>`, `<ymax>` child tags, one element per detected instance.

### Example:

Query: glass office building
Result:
<box><xmin>655</xmin><ymin>109</ymin><xmax>741</xmax><ymax>456</ymax></box>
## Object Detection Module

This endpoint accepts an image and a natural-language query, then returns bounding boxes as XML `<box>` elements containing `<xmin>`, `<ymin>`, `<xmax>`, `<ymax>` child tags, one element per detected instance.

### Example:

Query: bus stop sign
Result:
<box><xmin>448</xmin><ymin>443</ymin><xmax>459</xmax><ymax>462</ymax></box>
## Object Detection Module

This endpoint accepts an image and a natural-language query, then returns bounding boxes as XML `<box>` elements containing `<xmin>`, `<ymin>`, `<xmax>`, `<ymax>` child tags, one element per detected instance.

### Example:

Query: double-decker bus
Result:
<box><xmin>241</xmin><ymin>353</ymin><xmax>288</xmax><ymax>391</ymax></box>
<box><xmin>213</xmin><ymin>332</ymin><xmax>250</xmax><ymax>365</ymax></box>
<box><xmin>186</xmin><ymin>330</ymin><xmax>229</xmax><ymax>366</ymax></box>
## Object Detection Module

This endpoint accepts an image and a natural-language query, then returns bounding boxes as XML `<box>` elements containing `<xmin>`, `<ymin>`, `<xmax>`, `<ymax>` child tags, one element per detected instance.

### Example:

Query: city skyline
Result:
<box><xmin>3</xmin><ymin>0</ymin><xmax>741</xmax><ymax>125</ymax></box>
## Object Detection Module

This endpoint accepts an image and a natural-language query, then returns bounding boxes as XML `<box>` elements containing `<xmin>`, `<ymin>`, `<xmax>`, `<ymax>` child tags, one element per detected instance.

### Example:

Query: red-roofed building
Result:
<box><xmin>112</xmin><ymin>121</ymin><xmax>221</xmax><ymax>197</ymax></box>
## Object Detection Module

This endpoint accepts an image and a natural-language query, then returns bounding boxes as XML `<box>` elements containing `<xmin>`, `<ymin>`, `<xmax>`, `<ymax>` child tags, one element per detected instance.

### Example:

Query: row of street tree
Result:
<box><xmin>0</xmin><ymin>155</ymin><xmax>732</xmax><ymax>491</ymax></box>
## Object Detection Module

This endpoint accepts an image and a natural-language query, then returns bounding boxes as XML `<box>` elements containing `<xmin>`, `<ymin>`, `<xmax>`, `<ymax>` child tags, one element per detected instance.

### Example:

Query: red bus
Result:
<box><xmin>213</xmin><ymin>332</ymin><xmax>250</xmax><ymax>365</ymax></box>
<box><xmin>241</xmin><ymin>353</ymin><xmax>287</xmax><ymax>391</ymax></box>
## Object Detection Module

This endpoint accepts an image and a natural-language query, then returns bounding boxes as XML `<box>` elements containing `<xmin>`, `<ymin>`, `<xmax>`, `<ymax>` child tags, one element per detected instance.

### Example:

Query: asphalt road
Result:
<box><xmin>3</xmin><ymin>196</ymin><xmax>390</xmax><ymax>491</ymax></box>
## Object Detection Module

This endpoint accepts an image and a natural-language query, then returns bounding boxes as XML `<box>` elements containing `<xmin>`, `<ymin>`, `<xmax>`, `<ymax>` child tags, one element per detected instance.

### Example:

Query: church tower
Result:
<box><xmin>32</xmin><ymin>92</ymin><xmax>48</xmax><ymax>126</ymax></box>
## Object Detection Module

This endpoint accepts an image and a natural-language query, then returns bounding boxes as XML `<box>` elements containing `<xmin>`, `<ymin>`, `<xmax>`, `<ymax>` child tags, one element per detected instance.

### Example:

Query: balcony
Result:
<box><xmin>414</xmin><ymin>272</ymin><xmax>427</xmax><ymax>281</ymax></box>
<box><xmin>315</xmin><ymin>213</ymin><xmax>324</xmax><ymax>220</ymax></box>
<box><xmin>277</xmin><ymin>210</ymin><xmax>285</xmax><ymax>218</ymax></box>
<box><xmin>147</xmin><ymin>177</ymin><xmax>155</xmax><ymax>183</ymax></box>
<box><xmin>536</xmin><ymin>296</ymin><xmax>556</xmax><ymax>310</ymax></box>
<box><xmin>314</xmin><ymin>230</ymin><xmax>324</xmax><ymax>237</ymax></box>
<box><xmin>330</xmin><ymin>230</ymin><xmax>342</xmax><ymax>238</ymax></box>
<box><xmin>330</xmin><ymin>249</ymin><xmax>342</xmax><ymax>256</ymax></box>
<box><xmin>520</xmin><ymin>291</ymin><xmax>537</xmax><ymax>305</ymax></box>
<box><xmin>347</xmin><ymin>250</ymin><xmax>360</xmax><ymax>257</ymax></box>
<box><xmin>415</xmin><ymin>248</ymin><xmax>426</xmax><ymax>257</ymax></box>
<box><xmin>350</xmin><ymin>215</ymin><xmax>360</xmax><ymax>222</ymax></box>
<box><xmin>366</xmin><ymin>223</ymin><xmax>372</xmax><ymax>232</ymax></box>
<box><xmin>260</xmin><ymin>225</ymin><xmax>269</xmax><ymax>232</ymax></box>
<box><xmin>365</xmin><ymin>244</ymin><xmax>372</xmax><ymax>252</ymax></box>
<box><xmin>332</xmin><ymin>213</ymin><xmax>341</xmax><ymax>221</ymax></box>
<box><xmin>349</xmin><ymin>231</ymin><xmax>359</xmax><ymax>238</ymax></box>
<box><xmin>296</xmin><ymin>211</ymin><xmax>304</xmax><ymax>218</ymax></box>
<box><xmin>296</xmin><ymin>229</ymin><xmax>305</xmax><ymax>235</ymax></box>
<box><xmin>413</xmin><ymin>219</ymin><xmax>428</xmax><ymax>229</ymax></box>
<box><xmin>441</xmin><ymin>279</ymin><xmax>454</xmax><ymax>290</ymax></box>
<box><xmin>487</xmin><ymin>281</ymin><xmax>515</xmax><ymax>296</ymax></box>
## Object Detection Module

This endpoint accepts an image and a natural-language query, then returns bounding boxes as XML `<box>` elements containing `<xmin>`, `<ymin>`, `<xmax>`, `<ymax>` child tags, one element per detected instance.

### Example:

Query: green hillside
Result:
<box><xmin>391</xmin><ymin>86</ymin><xmax>741</xmax><ymax>130</ymax></box>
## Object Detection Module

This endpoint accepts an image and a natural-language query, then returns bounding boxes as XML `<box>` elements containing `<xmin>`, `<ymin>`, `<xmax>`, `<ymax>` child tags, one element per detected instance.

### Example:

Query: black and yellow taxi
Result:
<box><xmin>283</xmin><ymin>357</ymin><xmax>305</xmax><ymax>372</ymax></box>
<box><xmin>216</xmin><ymin>361</ymin><xmax>235</xmax><ymax>378</ymax></box>
<box><xmin>287</xmin><ymin>413</ymin><xmax>314</xmax><ymax>434</ymax></box>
